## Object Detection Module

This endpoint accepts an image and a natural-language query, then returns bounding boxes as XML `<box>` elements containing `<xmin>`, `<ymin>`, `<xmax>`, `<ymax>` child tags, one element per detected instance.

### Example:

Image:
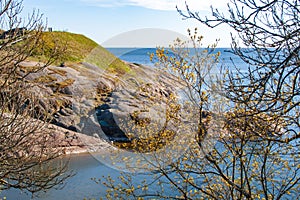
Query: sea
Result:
<box><xmin>107</xmin><ymin>47</ymin><xmax>246</xmax><ymax>69</ymax></box>
<box><xmin>1</xmin><ymin>48</ymin><xmax>248</xmax><ymax>200</ymax></box>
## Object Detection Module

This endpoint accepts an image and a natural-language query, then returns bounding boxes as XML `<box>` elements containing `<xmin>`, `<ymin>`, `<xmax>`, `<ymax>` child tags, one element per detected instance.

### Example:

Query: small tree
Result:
<box><xmin>99</xmin><ymin>1</ymin><xmax>300</xmax><ymax>196</ymax></box>
<box><xmin>177</xmin><ymin>0</ymin><xmax>300</xmax><ymax>143</ymax></box>
<box><xmin>0</xmin><ymin>0</ymin><xmax>69</xmax><ymax>194</ymax></box>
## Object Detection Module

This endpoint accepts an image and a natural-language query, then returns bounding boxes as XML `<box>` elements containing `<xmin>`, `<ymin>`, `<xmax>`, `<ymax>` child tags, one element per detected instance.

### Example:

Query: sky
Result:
<box><xmin>22</xmin><ymin>0</ymin><xmax>232</xmax><ymax>47</ymax></box>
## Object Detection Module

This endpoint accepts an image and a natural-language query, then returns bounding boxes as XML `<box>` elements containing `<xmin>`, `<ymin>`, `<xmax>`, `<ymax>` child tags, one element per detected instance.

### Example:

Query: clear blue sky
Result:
<box><xmin>22</xmin><ymin>0</ymin><xmax>232</xmax><ymax>47</ymax></box>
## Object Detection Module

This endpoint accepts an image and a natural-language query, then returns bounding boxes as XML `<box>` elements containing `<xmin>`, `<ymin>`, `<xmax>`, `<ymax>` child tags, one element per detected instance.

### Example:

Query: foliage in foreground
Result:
<box><xmin>0</xmin><ymin>0</ymin><xmax>70</xmax><ymax>194</ymax></box>
<box><xmin>98</xmin><ymin>0</ymin><xmax>300</xmax><ymax>199</ymax></box>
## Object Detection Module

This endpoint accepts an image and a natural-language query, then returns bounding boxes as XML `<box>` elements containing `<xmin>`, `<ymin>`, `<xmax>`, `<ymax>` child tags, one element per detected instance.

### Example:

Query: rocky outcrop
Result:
<box><xmin>47</xmin><ymin>123</ymin><xmax>116</xmax><ymax>154</ymax></box>
<box><xmin>20</xmin><ymin>60</ymin><xmax>184</xmax><ymax>154</ymax></box>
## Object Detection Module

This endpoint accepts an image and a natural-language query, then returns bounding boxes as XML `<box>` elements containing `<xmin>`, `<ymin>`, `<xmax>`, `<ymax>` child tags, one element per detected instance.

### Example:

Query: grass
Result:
<box><xmin>30</xmin><ymin>31</ymin><xmax>98</xmax><ymax>63</ymax></box>
<box><xmin>83</xmin><ymin>45</ymin><xmax>131</xmax><ymax>75</ymax></box>
<box><xmin>29</xmin><ymin>31</ymin><xmax>131</xmax><ymax>75</ymax></box>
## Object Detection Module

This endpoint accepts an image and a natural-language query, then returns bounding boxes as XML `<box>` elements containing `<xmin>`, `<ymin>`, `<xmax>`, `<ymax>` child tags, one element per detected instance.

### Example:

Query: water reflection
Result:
<box><xmin>1</xmin><ymin>153</ymin><xmax>121</xmax><ymax>200</ymax></box>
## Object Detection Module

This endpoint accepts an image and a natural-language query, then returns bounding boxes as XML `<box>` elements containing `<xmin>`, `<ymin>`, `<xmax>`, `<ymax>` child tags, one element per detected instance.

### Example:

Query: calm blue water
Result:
<box><xmin>107</xmin><ymin>48</ymin><xmax>155</xmax><ymax>66</ymax></box>
<box><xmin>1</xmin><ymin>154</ymin><xmax>122</xmax><ymax>200</ymax></box>
<box><xmin>107</xmin><ymin>47</ymin><xmax>248</xmax><ymax>71</ymax></box>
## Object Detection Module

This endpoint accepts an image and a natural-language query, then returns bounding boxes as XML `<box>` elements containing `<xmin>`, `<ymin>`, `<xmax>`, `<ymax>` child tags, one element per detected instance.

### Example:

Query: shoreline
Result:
<box><xmin>50</xmin><ymin>123</ymin><xmax>117</xmax><ymax>156</ymax></box>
